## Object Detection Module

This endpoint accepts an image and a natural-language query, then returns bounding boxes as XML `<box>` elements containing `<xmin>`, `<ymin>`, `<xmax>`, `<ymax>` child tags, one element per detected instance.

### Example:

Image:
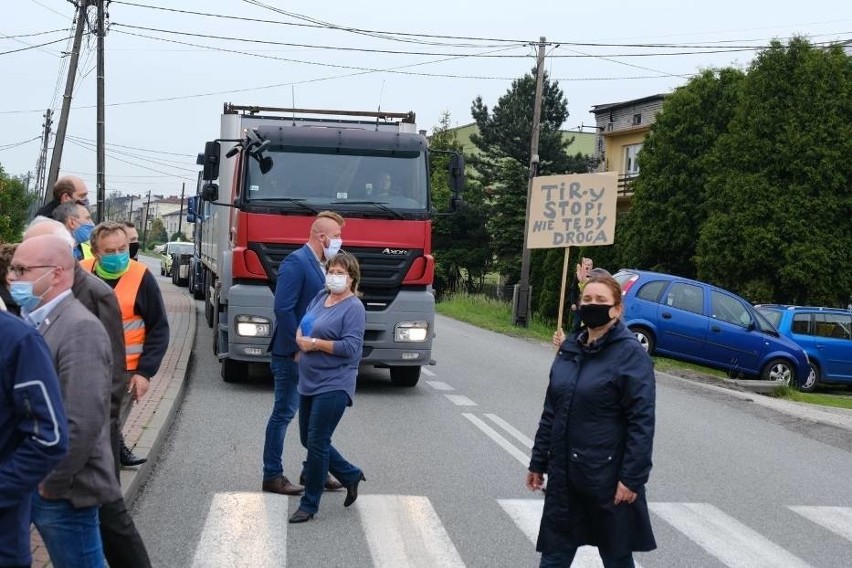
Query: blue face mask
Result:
<box><xmin>9</xmin><ymin>270</ymin><xmax>54</xmax><ymax>312</ymax></box>
<box><xmin>99</xmin><ymin>251</ymin><xmax>130</xmax><ymax>273</ymax></box>
<box><xmin>73</xmin><ymin>222</ymin><xmax>94</xmax><ymax>245</ymax></box>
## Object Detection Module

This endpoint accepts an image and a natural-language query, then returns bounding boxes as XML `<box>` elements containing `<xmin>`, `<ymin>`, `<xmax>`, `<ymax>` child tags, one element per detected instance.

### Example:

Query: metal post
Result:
<box><xmin>512</xmin><ymin>36</ymin><xmax>547</xmax><ymax>327</ymax></box>
<box><xmin>141</xmin><ymin>190</ymin><xmax>151</xmax><ymax>249</ymax></box>
<box><xmin>95</xmin><ymin>0</ymin><xmax>106</xmax><ymax>223</ymax></box>
<box><xmin>177</xmin><ymin>182</ymin><xmax>185</xmax><ymax>240</ymax></box>
<box><xmin>46</xmin><ymin>1</ymin><xmax>89</xmax><ymax>197</ymax></box>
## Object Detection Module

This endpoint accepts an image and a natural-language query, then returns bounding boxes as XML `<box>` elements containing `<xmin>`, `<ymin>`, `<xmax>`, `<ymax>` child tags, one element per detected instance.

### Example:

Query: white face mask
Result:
<box><xmin>326</xmin><ymin>274</ymin><xmax>348</xmax><ymax>294</ymax></box>
<box><xmin>323</xmin><ymin>237</ymin><xmax>343</xmax><ymax>259</ymax></box>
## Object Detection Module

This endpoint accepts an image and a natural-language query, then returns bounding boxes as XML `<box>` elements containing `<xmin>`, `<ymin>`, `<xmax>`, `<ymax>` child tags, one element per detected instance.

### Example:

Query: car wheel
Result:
<box><xmin>221</xmin><ymin>358</ymin><xmax>249</xmax><ymax>383</ymax></box>
<box><xmin>799</xmin><ymin>362</ymin><xmax>820</xmax><ymax>393</ymax></box>
<box><xmin>160</xmin><ymin>266</ymin><xmax>165</xmax><ymax>276</ymax></box>
<box><xmin>761</xmin><ymin>357</ymin><xmax>795</xmax><ymax>386</ymax></box>
<box><xmin>629</xmin><ymin>326</ymin><xmax>656</xmax><ymax>355</ymax></box>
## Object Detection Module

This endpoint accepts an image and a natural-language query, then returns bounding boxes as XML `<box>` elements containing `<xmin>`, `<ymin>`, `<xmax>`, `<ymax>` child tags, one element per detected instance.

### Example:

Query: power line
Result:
<box><xmin>0</xmin><ymin>136</ymin><xmax>41</xmax><ymax>152</ymax></box>
<box><xmin>0</xmin><ymin>34</ymin><xmax>79</xmax><ymax>56</ymax></box>
<box><xmin>0</xmin><ymin>28</ymin><xmax>69</xmax><ymax>39</ymax></box>
<box><xmin>67</xmin><ymin>135</ymin><xmax>196</xmax><ymax>157</ymax></box>
<box><xmin>110</xmin><ymin>22</ymin><xmax>796</xmax><ymax>58</ymax></box>
<box><xmin>67</xmin><ymin>138</ymin><xmax>197</xmax><ymax>180</ymax></box>
<box><xmin>108</xmin><ymin>0</ymin><xmax>852</xmax><ymax>49</ymax></box>
<box><xmin>68</xmin><ymin>136</ymin><xmax>198</xmax><ymax>172</ymax></box>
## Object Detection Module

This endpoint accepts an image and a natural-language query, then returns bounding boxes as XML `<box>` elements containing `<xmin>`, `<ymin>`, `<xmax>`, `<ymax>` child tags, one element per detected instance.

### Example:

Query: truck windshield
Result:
<box><xmin>244</xmin><ymin>148</ymin><xmax>428</xmax><ymax>212</ymax></box>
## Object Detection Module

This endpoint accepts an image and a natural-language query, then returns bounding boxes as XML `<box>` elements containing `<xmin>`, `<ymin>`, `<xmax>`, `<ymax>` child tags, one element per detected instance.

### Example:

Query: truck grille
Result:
<box><xmin>248</xmin><ymin>242</ymin><xmax>423</xmax><ymax>311</ymax></box>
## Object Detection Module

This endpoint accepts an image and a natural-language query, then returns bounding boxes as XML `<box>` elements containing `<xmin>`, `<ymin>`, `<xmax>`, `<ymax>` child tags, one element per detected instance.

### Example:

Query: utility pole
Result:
<box><xmin>512</xmin><ymin>36</ymin><xmax>548</xmax><ymax>327</ymax></box>
<box><xmin>35</xmin><ymin>109</ymin><xmax>53</xmax><ymax>204</ymax></box>
<box><xmin>95</xmin><ymin>0</ymin><xmax>106</xmax><ymax>222</ymax></box>
<box><xmin>46</xmin><ymin>1</ymin><xmax>89</xmax><ymax>198</ymax></box>
<box><xmin>177</xmin><ymin>182</ymin><xmax>186</xmax><ymax>240</ymax></box>
<box><xmin>142</xmin><ymin>190</ymin><xmax>152</xmax><ymax>250</ymax></box>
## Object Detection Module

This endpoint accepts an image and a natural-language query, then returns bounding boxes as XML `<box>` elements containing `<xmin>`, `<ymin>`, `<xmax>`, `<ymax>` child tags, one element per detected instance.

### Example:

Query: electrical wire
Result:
<box><xmin>67</xmin><ymin>135</ymin><xmax>196</xmax><ymax>158</ymax></box>
<box><xmin>0</xmin><ymin>136</ymin><xmax>41</xmax><ymax>152</ymax></box>
<box><xmin>0</xmin><ymin>34</ymin><xmax>76</xmax><ymax>56</ymax></box>
<box><xmin>109</xmin><ymin>22</ymin><xmax>789</xmax><ymax>58</ymax></box>
<box><xmin>68</xmin><ymin>137</ymin><xmax>198</xmax><ymax>172</ymax></box>
<box><xmin>66</xmin><ymin>138</ymin><xmax>197</xmax><ymax>181</ymax></box>
<box><xmin>0</xmin><ymin>28</ymin><xmax>69</xmax><ymax>39</ymax></box>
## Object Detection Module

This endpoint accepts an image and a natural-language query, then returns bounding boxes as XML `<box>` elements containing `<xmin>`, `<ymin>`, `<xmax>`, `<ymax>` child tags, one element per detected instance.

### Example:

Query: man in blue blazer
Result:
<box><xmin>263</xmin><ymin>211</ymin><xmax>346</xmax><ymax>496</ymax></box>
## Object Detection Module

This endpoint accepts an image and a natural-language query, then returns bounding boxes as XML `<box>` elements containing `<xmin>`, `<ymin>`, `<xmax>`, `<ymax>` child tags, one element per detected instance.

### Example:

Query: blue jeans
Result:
<box><xmin>262</xmin><ymin>355</ymin><xmax>300</xmax><ymax>480</ymax></box>
<box><xmin>298</xmin><ymin>390</ymin><xmax>361</xmax><ymax>514</ymax></box>
<box><xmin>31</xmin><ymin>494</ymin><xmax>105</xmax><ymax>568</ymax></box>
<box><xmin>540</xmin><ymin>549</ymin><xmax>634</xmax><ymax>568</ymax></box>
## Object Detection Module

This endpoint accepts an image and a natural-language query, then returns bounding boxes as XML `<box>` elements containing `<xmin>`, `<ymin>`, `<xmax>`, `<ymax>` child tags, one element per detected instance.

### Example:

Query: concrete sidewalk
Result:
<box><xmin>30</xmin><ymin>275</ymin><xmax>196</xmax><ymax>567</ymax></box>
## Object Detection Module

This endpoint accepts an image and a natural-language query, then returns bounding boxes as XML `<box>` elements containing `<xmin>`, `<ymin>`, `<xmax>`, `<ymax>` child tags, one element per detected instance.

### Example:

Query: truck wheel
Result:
<box><xmin>221</xmin><ymin>358</ymin><xmax>249</xmax><ymax>383</ymax></box>
<box><xmin>390</xmin><ymin>366</ymin><xmax>420</xmax><ymax>387</ymax></box>
<box><xmin>204</xmin><ymin>273</ymin><xmax>214</xmax><ymax>328</ymax></box>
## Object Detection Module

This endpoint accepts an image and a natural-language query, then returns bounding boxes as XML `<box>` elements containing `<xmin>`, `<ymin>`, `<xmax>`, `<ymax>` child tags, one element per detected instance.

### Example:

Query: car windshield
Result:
<box><xmin>756</xmin><ymin>307</ymin><xmax>782</xmax><ymax>328</ymax></box>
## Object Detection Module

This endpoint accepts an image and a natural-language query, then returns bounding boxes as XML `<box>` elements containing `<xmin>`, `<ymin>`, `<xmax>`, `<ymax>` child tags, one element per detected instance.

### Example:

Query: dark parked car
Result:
<box><xmin>614</xmin><ymin>269</ymin><xmax>809</xmax><ymax>386</ymax></box>
<box><xmin>755</xmin><ymin>305</ymin><xmax>852</xmax><ymax>392</ymax></box>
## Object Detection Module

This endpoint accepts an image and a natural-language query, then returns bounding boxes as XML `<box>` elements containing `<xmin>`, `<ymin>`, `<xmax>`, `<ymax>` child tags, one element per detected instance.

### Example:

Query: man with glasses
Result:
<box><xmin>22</xmin><ymin>218</ymin><xmax>152</xmax><ymax>568</ymax></box>
<box><xmin>8</xmin><ymin>234</ymin><xmax>118</xmax><ymax>567</ymax></box>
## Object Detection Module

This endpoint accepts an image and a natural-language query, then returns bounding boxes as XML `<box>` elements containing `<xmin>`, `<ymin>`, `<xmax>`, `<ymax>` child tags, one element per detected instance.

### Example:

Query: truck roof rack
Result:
<box><xmin>224</xmin><ymin>103</ymin><xmax>415</xmax><ymax>124</ymax></box>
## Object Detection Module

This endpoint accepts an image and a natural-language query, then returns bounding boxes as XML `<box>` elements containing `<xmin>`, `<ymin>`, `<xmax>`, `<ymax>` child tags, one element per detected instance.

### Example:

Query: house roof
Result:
<box><xmin>590</xmin><ymin>93</ymin><xmax>668</xmax><ymax>114</ymax></box>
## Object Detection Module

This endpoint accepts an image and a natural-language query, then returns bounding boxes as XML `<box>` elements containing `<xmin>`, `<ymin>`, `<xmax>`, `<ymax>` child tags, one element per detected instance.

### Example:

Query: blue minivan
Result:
<box><xmin>614</xmin><ymin>269</ymin><xmax>810</xmax><ymax>386</ymax></box>
<box><xmin>755</xmin><ymin>305</ymin><xmax>852</xmax><ymax>392</ymax></box>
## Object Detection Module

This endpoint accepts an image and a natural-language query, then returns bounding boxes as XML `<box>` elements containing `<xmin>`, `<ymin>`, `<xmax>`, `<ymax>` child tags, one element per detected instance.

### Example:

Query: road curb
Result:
<box><xmin>656</xmin><ymin>370</ymin><xmax>852</xmax><ymax>433</ymax></box>
<box><xmin>121</xmin><ymin>286</ymin><xmax>196</xmax><ymax>506</ymax></box>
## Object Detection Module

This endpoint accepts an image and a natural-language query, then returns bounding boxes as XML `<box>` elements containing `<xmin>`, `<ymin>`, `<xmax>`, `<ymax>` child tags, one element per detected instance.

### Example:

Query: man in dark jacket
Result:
<box><xmin>35</xmin><ymin>175</ymin><xmax>90</xmax><ymax>219</ymax></box>
<box><xmin>0</xmin><ymin>312</ymin><xmax>68</xmax><ymax>568</ymax></box>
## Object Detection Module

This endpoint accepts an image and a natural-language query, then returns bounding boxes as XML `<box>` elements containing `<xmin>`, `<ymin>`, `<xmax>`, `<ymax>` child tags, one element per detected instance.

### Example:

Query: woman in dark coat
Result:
<box><xmin>527</xmin><ymin>273</ymin><xmax>656</xmax><ymax>567</ymax></box>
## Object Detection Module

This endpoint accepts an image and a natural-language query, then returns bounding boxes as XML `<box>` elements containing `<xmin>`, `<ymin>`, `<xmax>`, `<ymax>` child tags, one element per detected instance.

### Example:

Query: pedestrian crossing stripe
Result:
<box><xmin>789</xmin><ymin>506</ymin><xmax>852</xmax><ymax>544</ymax></box>
<box><xmin>649</xmin><ymin>502</ymin><xmax>812</xmax><ymax>568</ymax></box>
<box><xmin>190</xmin><ymin>493</ymin><xmax>852</xmax><ymax>567</ymax></box>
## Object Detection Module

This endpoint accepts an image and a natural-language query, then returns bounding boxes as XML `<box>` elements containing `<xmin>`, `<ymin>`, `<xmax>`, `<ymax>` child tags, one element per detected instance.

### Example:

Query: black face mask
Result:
<box><xmin>579</xmin><ymin>303</ymin><xmax>615</xmax><ymax>329</ymax></box>
<box><xmin>129</xmin><ymin>242</ymin><xmax>140</xmax><ymax>260</ymax></box>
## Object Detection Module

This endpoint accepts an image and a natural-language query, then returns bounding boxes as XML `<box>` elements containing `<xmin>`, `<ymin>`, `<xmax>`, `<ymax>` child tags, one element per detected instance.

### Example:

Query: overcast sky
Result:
<box><xmin>1</xmin><ymin>0</ymin><xmax>848</xmax><ymax>200</ymax></box>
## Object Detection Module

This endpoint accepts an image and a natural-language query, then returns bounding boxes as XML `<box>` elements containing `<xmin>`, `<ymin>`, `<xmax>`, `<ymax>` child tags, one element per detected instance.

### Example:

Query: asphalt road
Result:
<box><xmin>131</xmin><ymin>307</ymin><xmax>852</xmax><ymax>567</ymax></box>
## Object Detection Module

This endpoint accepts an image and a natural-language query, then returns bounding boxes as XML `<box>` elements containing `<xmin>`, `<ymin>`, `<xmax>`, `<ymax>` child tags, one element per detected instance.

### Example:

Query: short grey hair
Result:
<box><xmin>23</xmin><ymin>216</ymin><xmax>76</xmax><ymax>249</ymax></box>
<box><xmin>52</xmin><ymin>201</ymin><xmax>83</xmax><ymax>225</ymax></box>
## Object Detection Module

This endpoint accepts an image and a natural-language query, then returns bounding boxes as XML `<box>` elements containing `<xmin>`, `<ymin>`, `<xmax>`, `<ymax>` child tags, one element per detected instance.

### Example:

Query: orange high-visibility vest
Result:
<box><xmin>80</xmin><ymin>258</ymin><xmax>147</xmax><ymax>372</ymax></box>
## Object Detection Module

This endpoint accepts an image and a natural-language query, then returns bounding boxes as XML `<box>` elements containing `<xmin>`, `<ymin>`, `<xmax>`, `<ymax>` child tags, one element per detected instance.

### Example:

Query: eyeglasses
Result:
<box><xmin>7</xmin><ymin>265</ymin><xmax>60</xmax><ymax>278</ymax></box>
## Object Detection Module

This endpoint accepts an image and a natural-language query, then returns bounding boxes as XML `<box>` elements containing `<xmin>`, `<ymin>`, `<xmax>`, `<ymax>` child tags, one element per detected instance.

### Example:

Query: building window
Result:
<box><xmin>624</xmin><ymin>143</ymin><xmax>642</xmax><ymax>177</ymax></box>
<box><xmin>632</xmin><ymin>113</ymin><xmax>642</xmax><ymax>125</ymax></box>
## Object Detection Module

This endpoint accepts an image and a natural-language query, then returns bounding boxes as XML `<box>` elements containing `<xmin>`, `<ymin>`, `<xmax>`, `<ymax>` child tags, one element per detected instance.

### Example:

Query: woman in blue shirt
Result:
<box><xmin>289</xmin><ymin>252</ymin><xmax>366</xmax><ymax>524</ymax></box>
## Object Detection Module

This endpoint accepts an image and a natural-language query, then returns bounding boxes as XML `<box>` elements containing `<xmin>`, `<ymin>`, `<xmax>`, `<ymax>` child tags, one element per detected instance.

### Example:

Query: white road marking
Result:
<box><xmin>462</xmin><ymin>413</ymin><xmax>529</xmax><ymax>467</ymax></box>
<box><xmin>650</xmin><ymin>502</ymin><xmax>813</xmax><ymax>568</ymax></box>
<box><xmin>191</xmin><ymin>492</ymin><xmax>288</xmax><ymax>567</ymax></box>
<box><xmin>426</xmin><ymin>380</ymin><xmax>455</xmax><ymax>391</ymax></box>
<box><xmin>445</xmin><ymin>394</ymin><xmax>477</xmax><ymax>406</ymax></box>
<box><xmin>355</xmin><ymin>495</ymin><xmax>465</xmax><ymax>568</ymax></box>
<box><xmin>485</xmin><ymin>413</ymin><xmax>534</xmax><ymax>448</ymax></box>
<box><xmin>421</xmin><ymin>367</ymin><xmax>436</xmax><ymax>377</ymax></box>
<box><xmin>497</xmin><ymin>499</ymin><xmax>621</xmax><ymax>567</ymax></box>
<box><xmin>790</xmin><ymin>506</ymin><xmax>852</xmax><ymax>543</ymax></box>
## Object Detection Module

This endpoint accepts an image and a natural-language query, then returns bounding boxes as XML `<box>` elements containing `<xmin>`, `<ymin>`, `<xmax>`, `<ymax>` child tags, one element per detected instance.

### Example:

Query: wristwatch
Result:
<box><xmin>311</xmin><ymin>338</ymin><xmax>317</xmax><ymax>351</ymax></box>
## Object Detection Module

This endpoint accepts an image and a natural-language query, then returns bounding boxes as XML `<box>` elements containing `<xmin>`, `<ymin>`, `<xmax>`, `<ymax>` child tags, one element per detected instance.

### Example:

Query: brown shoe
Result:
<box><xmin>300</xmin><ymin>474</ymin><xmax>344</xmax><ymax>492</ymax></box>
<box><xmin>262</xmin><ymin>476</ymin><xmax>304</xmax><ymax>495</ymax></box>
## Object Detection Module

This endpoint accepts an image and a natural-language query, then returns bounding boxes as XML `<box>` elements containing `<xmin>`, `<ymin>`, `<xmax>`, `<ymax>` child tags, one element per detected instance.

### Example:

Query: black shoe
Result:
<box><xmin>300</xmin><ymin>474</ymin><xmax>344</xmax><ymax>492</ymax></box>
<box><xmin>120</xmin><ymin>441</ymin><xmax>147</xmax><ymax>467</ymax></box>
<box><xmin>344</xmin><ymin>472</ymin><xmax>366</xmax><ymax>507</ymax></box>
<box><xmin>288</xmin><ymin>509</ymin><xmax>314</xmax><ymax>523</ymax></box>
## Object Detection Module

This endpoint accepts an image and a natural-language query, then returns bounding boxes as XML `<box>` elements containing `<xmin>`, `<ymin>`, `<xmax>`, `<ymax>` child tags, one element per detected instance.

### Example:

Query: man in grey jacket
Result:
<box><xmin>23</xmin><ymin>219</ymin><xmax>152</xmax><ymax>567</ymax></box>
<box><xmin>9</xmin><ymin>235</ymin><xmax>119</xmax><ymax>567</ymax></box>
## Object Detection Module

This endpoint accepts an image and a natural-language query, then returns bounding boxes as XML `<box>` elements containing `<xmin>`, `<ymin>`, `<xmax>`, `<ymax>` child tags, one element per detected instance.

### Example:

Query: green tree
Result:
<box><xmin>471</xmin><ymin>68</ymin><xmax>594</xmax><ymax>287</ymax></box>
<box><xmin>430</xmin><ymin>111</ymin><xmax>491</xmax><ymax>296</ymax></box>
<box><xmin>696</xmin><ymin>38</ymin><xmax>852</xmax><ymax>305</ymax></box>
<box><xmin>617</xmin><ymin>68</ymin><xmax>745</xmax><ymax>277</ymax></box>
<box><xmin>0</xmin><ymin>165</ymin><xmax>35</xmax><ymax>242</ymax></box>
<box><xmin>147</xmin><ymin>218</ymin><xmax>168</xmax><ymax>245</ymax></box>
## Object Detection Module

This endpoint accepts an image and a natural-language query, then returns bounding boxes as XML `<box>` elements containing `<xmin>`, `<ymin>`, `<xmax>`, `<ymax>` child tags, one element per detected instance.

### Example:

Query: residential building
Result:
<box><xmin>591</xmin><ymin>93</ymin><xmax>667</xmax><ymax>212</ymax></box>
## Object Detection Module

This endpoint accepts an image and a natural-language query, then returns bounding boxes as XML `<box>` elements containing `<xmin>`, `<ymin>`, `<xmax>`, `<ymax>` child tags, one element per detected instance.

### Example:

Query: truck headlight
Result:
<box><xmin>235</xmin><ymin>315</ymin><xmax>271</xmax><ymax>337</ymax></box>
<box><xmin>394</xmin><ymin>321</ymin><xmax>429</xmax><ymax>342</ymax></box>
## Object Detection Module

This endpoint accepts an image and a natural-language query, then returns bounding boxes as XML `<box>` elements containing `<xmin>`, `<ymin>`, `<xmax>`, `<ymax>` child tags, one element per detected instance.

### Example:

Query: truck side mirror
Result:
<box><xmin>201</xmin><ymin>182</ymin><xmax>219</xmax><ymax>202</ymax></box>
<box><xmin>186</xmin><ymin>196</ymin><xmax>198</xmax><ymax>223</ymax></box>
<box><xmin>202</xmin><ymin>141</ymin><xmax>220</xmax><ymax>181</ymax></box>
<box><xmin>448</xmin><ymin>153</ymin><xmax>465</xmax><ymax>195</ymax></box>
